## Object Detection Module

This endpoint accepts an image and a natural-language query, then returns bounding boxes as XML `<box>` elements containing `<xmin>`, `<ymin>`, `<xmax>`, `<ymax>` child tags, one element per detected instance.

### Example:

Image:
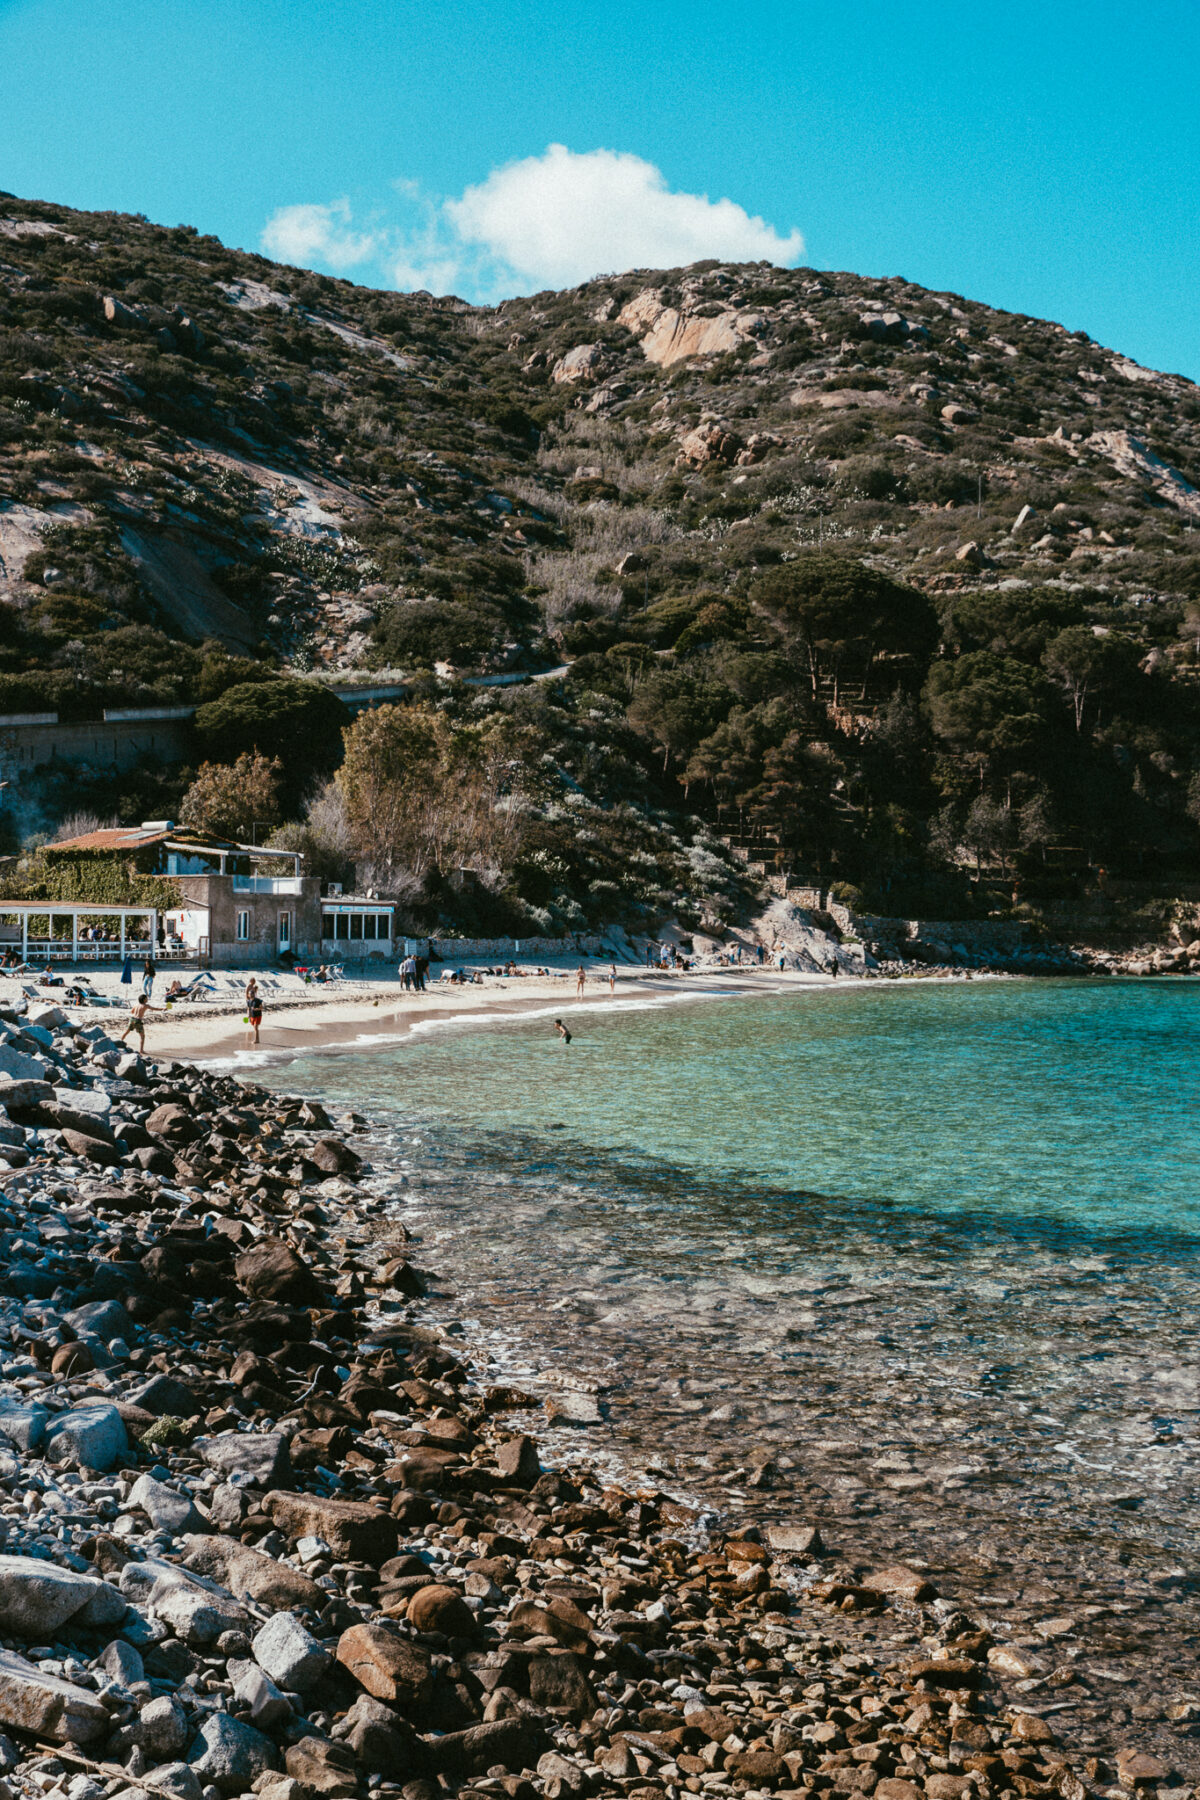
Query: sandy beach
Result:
<box><xmin>0</xmin><ymin>951</ymin><xmax>844</xmax><ymax>1065</ymax></box>
<box><xmin>149</xmin><ymin>961</ymin><xmax>840</xmax><ymax>1063</ymax></box>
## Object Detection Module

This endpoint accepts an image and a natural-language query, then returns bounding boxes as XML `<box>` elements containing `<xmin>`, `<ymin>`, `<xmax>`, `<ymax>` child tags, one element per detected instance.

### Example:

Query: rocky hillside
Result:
<box><xmin>2</xmin><ymin>191</ymin><xmax>1200</xmax><ymax>931</ymax></box>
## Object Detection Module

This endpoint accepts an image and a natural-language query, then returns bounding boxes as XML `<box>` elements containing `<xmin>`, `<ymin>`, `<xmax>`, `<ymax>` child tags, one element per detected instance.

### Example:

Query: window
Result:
<box><xmin>236</xmin><ymin>910</ymin><xmax>250</xmax><ymax>941</ymax></box>
<box><xmin>321</xmin><ymin>911</ymin><xmax>335</xmax><ymax>937</ymax></box>
<box><xmin>362</xmin><ymin>914</ymin><xmax>377</xmax><ymax>940</ymax></box>
<box><xmin>349</xmin><ymin>913</ymin><xmax>363</xmax><ymax>939</ymax></box>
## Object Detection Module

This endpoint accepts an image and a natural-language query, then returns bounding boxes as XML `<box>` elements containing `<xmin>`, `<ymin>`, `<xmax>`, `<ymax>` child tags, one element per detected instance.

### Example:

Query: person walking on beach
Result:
<box><xmin>141</xmin><ymin>954</ymin><xmax>156</xmax><ymax>998</ymax></box>
<box><xmin>827</xmin><ymin>956</ymin><xmax>840</xmax><ymax>979</ymax></box>
<box><xmin>575</xmin><ymin>964</ymin><xmax>585</xmax><ymax>997</ymax></box>
<box><xmin>245</xmin><ymin>978</ymin><xmax>264</xmax><ymax>1046</ymax></box>
<box><xmin>609</xmin><ymin>963</ymin><xmax>616</xmax><ymax>994</ymax></box>
<box><xmin>119</xmin><ymin>993</ymin><xmax>157</xmax><ymax>1049</ymax></box>
<box><xmin>554</xmin><ymin>1018</ymin><xmax>572</xmax><ymax>1046</ymax></box>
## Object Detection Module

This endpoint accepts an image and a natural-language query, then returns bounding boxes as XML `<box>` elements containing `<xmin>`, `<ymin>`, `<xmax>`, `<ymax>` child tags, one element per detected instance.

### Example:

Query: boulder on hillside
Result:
<box><xmin>677</xmin><ymin>421</ymin><xmax>743</xmax><ymax>467</ymax></box>
<box><xmin>551</xmin><ymin>343</ymin><xmax>607</xmax><ymax>384</ymax></box>
<box><xmin>44</xmin><ymin>1402</ymin><xmax>129</xmax><ymax>1472</ymax></box>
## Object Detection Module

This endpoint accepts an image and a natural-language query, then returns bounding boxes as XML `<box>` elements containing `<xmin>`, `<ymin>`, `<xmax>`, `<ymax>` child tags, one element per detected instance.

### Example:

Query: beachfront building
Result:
<box><xmin>28</xmin><ymin>823</ymin><xmax>396</xmax><ymax>966</ymax></box>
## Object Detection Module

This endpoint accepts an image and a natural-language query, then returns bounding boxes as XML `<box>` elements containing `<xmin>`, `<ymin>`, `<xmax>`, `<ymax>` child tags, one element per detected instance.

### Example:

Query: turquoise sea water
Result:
<box><xmin>248</xmin><ymin>979</ymin><xmax>1200</xmax><ymax>1735</ymax></box>
<box><xmin>284</xmin><ymin>976</ymin><xmax>1200</xmax><ymax>1240</ymax></box>
<box><xmin>254</xmin><ymin>977</ymin><xmax>1200</xmax><ymax>1696</ymax></box>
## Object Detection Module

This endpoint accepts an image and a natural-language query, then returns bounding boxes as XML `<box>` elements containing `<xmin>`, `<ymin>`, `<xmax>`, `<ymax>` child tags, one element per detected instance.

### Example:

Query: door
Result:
<box><xmin>278</xmin><ymin>909</ymin><xmax>292</xmax><ymax>952</ymax></box>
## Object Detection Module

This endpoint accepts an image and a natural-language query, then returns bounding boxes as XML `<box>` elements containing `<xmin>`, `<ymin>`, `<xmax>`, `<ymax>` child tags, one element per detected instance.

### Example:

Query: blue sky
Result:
<box><xmin>1</xmin><ymin>0</ymin><xmax>1197</xmax><ymax>378</ymax></box>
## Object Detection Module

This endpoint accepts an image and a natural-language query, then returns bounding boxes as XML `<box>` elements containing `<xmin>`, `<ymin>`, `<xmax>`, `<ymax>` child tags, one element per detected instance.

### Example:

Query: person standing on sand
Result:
<box><xmin>576</xmin><ymin>965</ymin><xmax>585</xmax><ymax>997</ymax></box>
<box><xmin>609</xmin><ymin>963</ymin><xmax>616</xmax><ymax>994</ymax></box>
<box><xmin>554</xmin><ymin>1018</ymin><xmax>572</xmax><ymax>1045</ymax></box>
<box><xmin>119</xmin><ymin>993</ymin><xmax>157</xmax><ymax>1049</ymax></box>
<box><xmin>245</xmin><ymin>978</ymin><xmax>264</xmax><ymax>1046</ymax></box>
<box><xmin>141</xmin><ymin>955</ymin><xmax>156</xmax><ymax>998</ymax></box>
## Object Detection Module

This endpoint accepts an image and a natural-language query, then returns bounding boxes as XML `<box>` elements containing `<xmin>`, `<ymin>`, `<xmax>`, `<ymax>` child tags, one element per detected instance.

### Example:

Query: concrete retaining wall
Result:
<box><xmin>0</xmin><ymin>714</ymin><xmax>194</xmax><ymax>780</ymax></box>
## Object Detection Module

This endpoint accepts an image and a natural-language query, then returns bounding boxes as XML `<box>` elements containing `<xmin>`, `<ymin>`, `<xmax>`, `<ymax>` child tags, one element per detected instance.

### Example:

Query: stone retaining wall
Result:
<box><xmin>829</xmin><ymin>904</ymin><xmax>1027</xmax><ymax>952</ymax></box>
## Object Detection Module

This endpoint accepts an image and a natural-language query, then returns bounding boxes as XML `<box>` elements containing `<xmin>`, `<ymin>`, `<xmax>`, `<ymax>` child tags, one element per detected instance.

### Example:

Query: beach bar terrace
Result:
<box><xmin>0</xmin><ymin>902</ymin><xmax>166</xmax><ymax>963</ymax></box>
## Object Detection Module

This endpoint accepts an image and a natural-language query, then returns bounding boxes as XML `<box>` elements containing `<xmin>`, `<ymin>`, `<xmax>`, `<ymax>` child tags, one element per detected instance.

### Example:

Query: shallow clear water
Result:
<box><xmin>255</xmin><ymin>979</ymin><xmax>1200</xmax><ymax>1727</ymax></box>
<box><xmin>290</xmin><ymin>976</ymin><xmax>1200</xmax><ymax>1236</ymax></box>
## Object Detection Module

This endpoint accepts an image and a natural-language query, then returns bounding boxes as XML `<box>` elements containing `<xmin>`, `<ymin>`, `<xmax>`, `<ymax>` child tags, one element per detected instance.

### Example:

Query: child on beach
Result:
<box><xmin>554</xmin><ymin>1018</ymin><xmax>572</xmax><ymax>1045</ymax></box>
<box><xmin>119</xmin><ymin>994</ymin><xmax>158</xmax><ymax>1049</ymax></box>
<box><xmin>245</xmin><ymin>978</ymin><xmax>264</xmax><ymax>1045</ymax></box>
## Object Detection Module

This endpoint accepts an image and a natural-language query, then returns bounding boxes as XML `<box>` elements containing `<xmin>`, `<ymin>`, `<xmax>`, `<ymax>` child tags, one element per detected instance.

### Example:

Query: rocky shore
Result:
<box><xmin>0</xmin><ymin>998</ymin><xmax>1185</xmax><ymax>1800</ymax></box>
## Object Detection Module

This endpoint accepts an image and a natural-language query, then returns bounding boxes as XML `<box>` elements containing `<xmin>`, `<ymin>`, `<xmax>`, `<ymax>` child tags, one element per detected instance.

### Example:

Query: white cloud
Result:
<box><xmin>445</xmin><ymin>144</ymin><xmax>804</xmax><ymax>291</ymax></box>
<box><xmin>260</xmin><ymin>147</ymin><xmax>805</xmax><ymax>300</ymax></box>
<box><xmin>261</xmin><ymin>198</ymin><xmax>378</xmax><ymax>271</ymax></box>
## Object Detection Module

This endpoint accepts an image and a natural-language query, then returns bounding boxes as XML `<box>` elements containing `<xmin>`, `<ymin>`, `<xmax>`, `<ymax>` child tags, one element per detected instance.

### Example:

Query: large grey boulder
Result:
<box><xmin>53</xmin><ymin>1082</ymin><xmax>110</xmax><ymax>1115</ymax></box>
<box><xmin>26</xmin><ymin>1004</ymin><xmax>69</xmax><ymax>1032</ymax></box>
<box><xmin>126</xmin><ymin>1373</ymin><xmax>199</xmax><ymax>1418</ymax></box>
<box><xmin>142</xmin><ymin>1766</ymin><xmax>203</xmax><ymax>1800</ymax></box>
<box><xmin>0</xmin><ymin>1648</ymin><xmax>110</xmax><ymax>1743</ymax></box>
<box><xmin>232</xmin><ymin>1662</ymin><xmax>292</xmax><ymax>1729</ymax></box>
<box><xmin>187</xmin><ymin>1712</ymin><xmax>278</xmax><ymax>1793</ymax></box>
<box><xmin>0</xmin><ymin>1046</ymin><xmax>47</xmax><ymax>1083</ymax></box>
<box><xmin>127</xmin><ymin>1475</ymin><xmax>205</xmax><ymax>1537</ymax></box>
<box><xmin>0</xmin><ymin>1556</ymin><xmax>124</xmax><ymax>1636</ymax></box>
<box><xmin>97</xmin><ymin>1639</ymin><xmax>144</xmax><ymax>1686</ymax></box>
<box><xmin>44</xmin><ymin>1402</ymin><xmax>128</xmax><ymax>1471</ymax></box>
<box><xmin>180</xmin><ymin>1535</ymin><xmax>325</xmax><ymax>1611</ymax></box>
<box><xmin>198</xmin><ymin>1431</ymin><xmax>291</xmax><ymax>1488</ymax></box>
<box><xmin>64</xmin><ymin>1299</ymin><xmax>131</xmax><ymax>1344</ymax></box>
<box><xmin>252</xmin><ymin>1613</ymin><xmax>331</xmax><ymax>1692</ymax></box>
<box><xmin>0</xmin><ymin>1400</ymin><xmax>47</xmax><ymax>1452</ymax></box>
<box><xmin>113</xmin><ymin>1694</ymin><xmax>189</xmax><ymax>1758</ymax></box>
<box><xmin>0</xmin><ymin>1078</ymin><xmax>54</xmax><ymax>1109</ymax></box>
<box><xmin>152</xmin><ymin>1582</ymin><xmax>247</xmax><ymax>1647</ymax></box>
<box><xmin>120</xmin><ymin>1557</ymin><xmax>250</xmax><ymax>1647</ymax></box>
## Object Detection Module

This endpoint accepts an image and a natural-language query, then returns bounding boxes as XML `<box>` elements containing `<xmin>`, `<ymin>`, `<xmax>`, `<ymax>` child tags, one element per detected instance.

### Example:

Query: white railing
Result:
<box><xmin>11</xmin><ymin>941</ymin><xmax>200</xmax><ymax>963</ymax></box>
<box><xmin>231</xmin><ymin>876</ymin><xmax>302</xmax><ymax>895</ymax></box>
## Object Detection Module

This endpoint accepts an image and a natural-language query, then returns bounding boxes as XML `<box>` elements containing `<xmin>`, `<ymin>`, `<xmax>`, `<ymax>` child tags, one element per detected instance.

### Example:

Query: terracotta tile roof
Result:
<box><xmin>47</xmin><ymin>826</ymin><xmax>171</xmax><ymax>853</ymax></box>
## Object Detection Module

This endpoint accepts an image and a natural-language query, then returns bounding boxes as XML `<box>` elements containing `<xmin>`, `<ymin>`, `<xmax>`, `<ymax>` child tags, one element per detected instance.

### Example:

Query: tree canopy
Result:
<box><xmin>750</xmin><ymin>552</ymin><xmax>937</xmax><ymax>704</ymax></box>
<box><xmin>193</xmin><ymin>680</ymin><xmax>348</xmax><ymax>801</ymax></box>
